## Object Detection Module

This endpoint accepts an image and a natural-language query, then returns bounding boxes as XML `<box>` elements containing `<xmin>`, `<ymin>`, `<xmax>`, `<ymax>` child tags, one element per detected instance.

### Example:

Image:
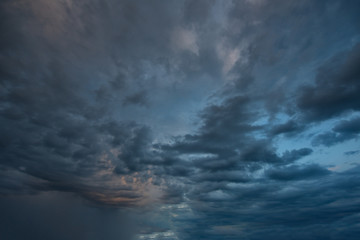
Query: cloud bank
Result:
<box><xmin>1</xmin><ymin>0</ymin><xmax>360</xmax><ymax>239</ymax></box>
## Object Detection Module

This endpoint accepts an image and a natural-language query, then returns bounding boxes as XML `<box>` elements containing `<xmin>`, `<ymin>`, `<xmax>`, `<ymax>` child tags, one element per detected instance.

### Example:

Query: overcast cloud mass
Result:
<box><xmin>1</xmin><ymin>0</ymin><xmax>360</xmax><ymax>239</ymax></box>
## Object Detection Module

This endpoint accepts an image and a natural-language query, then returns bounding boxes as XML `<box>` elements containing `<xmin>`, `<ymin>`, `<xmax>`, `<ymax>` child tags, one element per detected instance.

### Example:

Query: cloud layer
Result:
<box><xmin>1</xmin><ymin>0</ymin><xmax>360</xmax><ymax>239</ymax></box>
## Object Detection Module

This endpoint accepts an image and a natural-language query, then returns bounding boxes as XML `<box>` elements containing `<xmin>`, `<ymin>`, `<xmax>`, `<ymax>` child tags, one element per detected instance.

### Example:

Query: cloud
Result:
<box><xmin>123</xmin><ymin>91</ymin><xmax>148</xmax><ymax>107</ymax></box>
<box><xmin>0</xmin><ymin>192</ymin><xmax>136</xmax><ymax>240</ymax></box>
<box><xmin>297</xmin><ymin>43</ymin><xmax>360</xmax><ymax>121</ymax></box>
<box><xmin>345</xmin><ymin>150</ymin><xmax>360</xmax><ymax>156</ymax></box>
<box><xmin>1</xmin><ymin>0</ymin><xmax>360</xmax><ymax>239</ymax></box>
<box><xmin>269</xmin><ymin>120</ymin><xmax>305</xmax><ymax>137</ymax></box>
<box><xmin>266</xmin><ymin>164</ymin><xmax>330</xmax><ymax>181</ymax></box>
<box><xmin>312</xmin><ymin>117</ymin><xmax>360</xmax><ymax>146</ymax></box>
<box><xmin>181</xmin><ymin>166</ymin><xmax>360</xmax><ymax>239</ymax></box>
<box><xmin>171</xmin><ymin>27</ymin><xmax>199</xmax><ymax>55</ymax></box>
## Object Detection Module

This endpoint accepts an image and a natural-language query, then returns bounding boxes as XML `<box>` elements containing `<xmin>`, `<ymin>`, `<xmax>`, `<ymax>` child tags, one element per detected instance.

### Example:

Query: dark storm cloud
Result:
<box><xmin>0</xmin><ymin>193</ymin><xmax>136</xmax><ymax>240</ymax></box>
<box><xmin>123</xmin><ymin>90</ymin><xmax>148</xmax><ymax>107</ymax></box>
<box><xmin>159</xmin><ymin>184</ymin><xmax>187</xmax><ymax>205</ymax></box>
<box><xmin>334</xmin><ymin>117</ymin><xmax>360</xmax><ymax>133</ymax></box>
<box><xmin>161</xmin><ymin>92</ymin><xmax>313</xmax><ymax>175</ymax></box>
<box><xmin>297</xmin><ymin>43</ymin><xmax>360</xmax><ymax>122</ymax></box>
<box><xmin>312</xmin><ymin>117</ymin><xmax>360</xmax><ymax>147</ymax></box>
<box><xmin>183</xmin><ymin>0</ymin><xmax>214</xmax><ymax>25</ymax></box>
<box><xmin>281</xmin><ymin>148</ymin><xmax>313</xmax><ymax>163</ymax></box>
<box><xmin>269</xmin><ymin>120</ymin><xmax>305</xmax><ymax>137</ymax></box>
<box><xmin>151</xmin><ymin>1</ymin><xmax>360</xmax><ymax>238</ymax></box>
<box><xmin>0</xmin><ymin>0</ymin><xmax>183</xmax><ymax>207</ymax></box>
<box><xmin>192</xmin><ymin>170</ymin><xmax>251</xmax><ymax>183</ymax></box>
<box><xmin>345</xmin><ymin>150</ymin><xmax>360</xmax><ymax>156</ymax></box>
<box><xmin>164</xmin><ymin>95</ymin><xmax>258</xmax><ymax>151</ymax></box>
<box><xmin>158</xmin><ymin>95</ymin><xmax>262</xmax><ymax>173</ymax></box>
<box><xmin>265</xmin><ymin>164</ymin><xmax>330</xmax><ymax>181</ymax></box>
<box><xmin>0</xmin><ymin>101</ymin><xmax>152</xmax><ymax>191</ymax></box>
<box><xmin>1</xmin><ymin>0</ymin><xmax>360</xmax><ymax>239</ymax></box>
<box><xmin>180</xmin><ymin>166</ymin><xmax>360</xmax><ymax>240</ymax></box>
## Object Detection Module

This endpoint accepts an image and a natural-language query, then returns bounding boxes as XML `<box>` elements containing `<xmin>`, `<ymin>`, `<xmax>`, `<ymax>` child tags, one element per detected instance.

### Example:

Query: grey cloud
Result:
<box><xmin>159</xmin><ymin>90</ymin><xmax>313</xmax><ymax>178</ymax></box>
<box><xmin>1</xmin><ymin>0</ymin><xmax>360</xmax><ymax>239</ymax></box>
<box><xmin>114</xmin><ymin>125</ymin><xmax>152</xmax><ymax>173</ymax></box>
<box><xmin>123</xmin><ymin>91</ymin><xmax>148</xmax><ymax>107</ymax></box>
<box><xmin>281</xmin><ymin>148</ymin><xmax>313</xmax><ymax>163</ymax></box>
<box><xmin>0</xmin><ymin>192</ymin><xmax>136</xmax><ymax>240</ymax></box>
<box><xmin>239</xmin><ymin>141</ymin><xmax>280</xmax><ymax>163</ymax></box>
<box><xmin>312</xmin><ymin>132</ymin><xmax>347</xmax><ymax>147</ymax></box>
<box><xmin>270</xmin><ymin>120</ymin><xmax>305</xmax><ymax>137</ymax></box>
<box><xmin>193</xmin><ymin>170</ymin><xmax>250</xmax><ymax>183</ymax></box>
<box><xmin>183</xmin><ymin>0</ymin><xmax>214</xmax><ymax>25</ymax></box>
<box><xmin>333</xmin><ymin>116</ymin><xmax>360</xmax><ymax>133</ymax></box>
<box><xmin>266</xmin><ymin>164</ymin><xmax>331</xmax><ymax>181</ymax></box>
<box><xmin>312</xmin><ymin>117</ymin><xmax>360</xmax><ymax>147</ymax></box>
<box><xmin>298</xmin><ymin>43</ymin><xmax>360</xmax><ymax>121</ymax></box>
<box><xmin>0</xmin><ymin>0</ymin><xmax>187</xmax><ymax>207</ymax></box>
<box><xmin>345</xmin><ymin>150</ymin><xmax>360</xmax><ymax>156</ymax></box>
<box><xmin>181</xmin><ymin>166</ymin><xmax>360</xmax><ymax>240</ymax></box>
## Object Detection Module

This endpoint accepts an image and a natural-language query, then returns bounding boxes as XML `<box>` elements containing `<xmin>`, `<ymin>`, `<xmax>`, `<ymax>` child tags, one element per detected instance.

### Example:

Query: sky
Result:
<box><xmin>0</xmin><ymin>0</ymin><xmax>360</xmax><ymax>239</ymax></box>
